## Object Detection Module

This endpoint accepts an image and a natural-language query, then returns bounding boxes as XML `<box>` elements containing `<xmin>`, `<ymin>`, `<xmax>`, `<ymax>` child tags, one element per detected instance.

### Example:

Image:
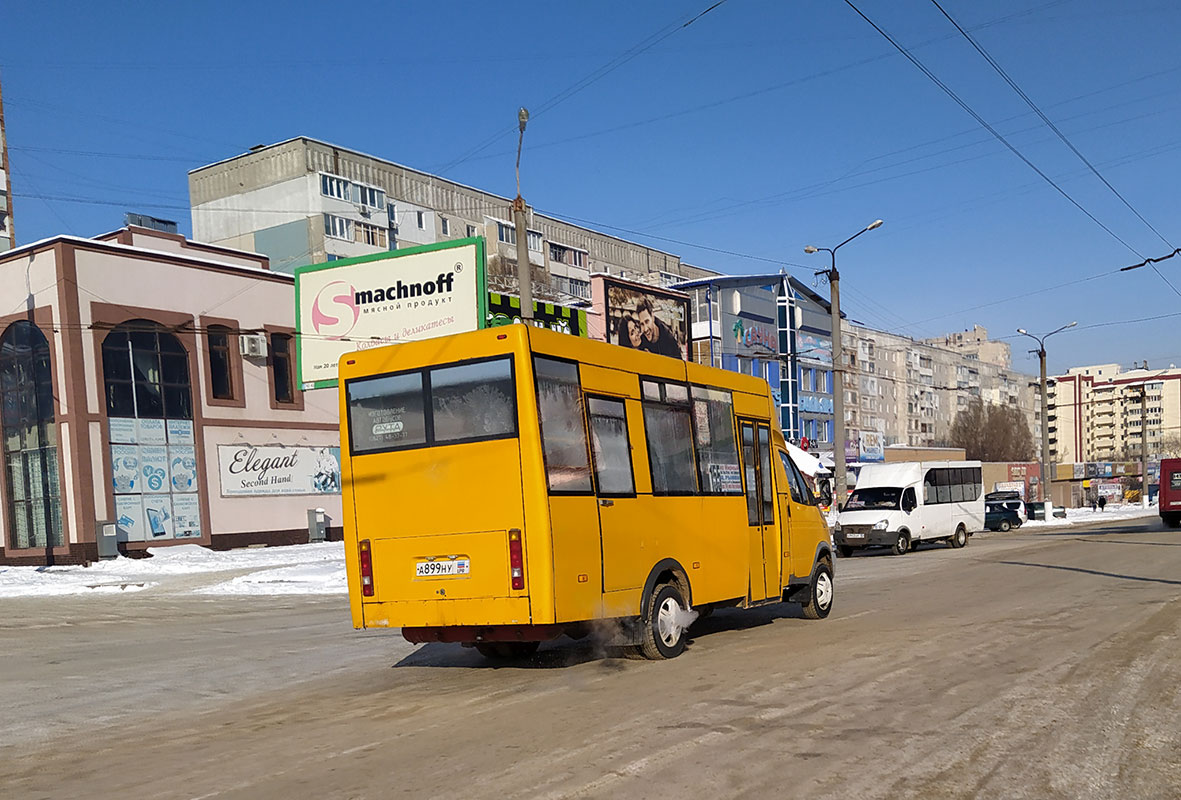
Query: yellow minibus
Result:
<box><xmin>339</xmin><ymin>325</ymin><xmax>833</xmax><ymax>659</ymax></box>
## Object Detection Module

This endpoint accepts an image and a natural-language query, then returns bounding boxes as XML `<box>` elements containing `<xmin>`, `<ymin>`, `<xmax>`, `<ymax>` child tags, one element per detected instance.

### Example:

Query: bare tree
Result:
<box><xmin>949</xmin><ymin>399</ymin><xmax>1035</xmax><ymax>462</ymax></box>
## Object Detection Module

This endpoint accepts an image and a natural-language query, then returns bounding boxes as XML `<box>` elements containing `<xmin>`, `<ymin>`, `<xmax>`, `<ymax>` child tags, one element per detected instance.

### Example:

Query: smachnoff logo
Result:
<box><xmin>353</xmin><ymin>271</ymin><xmax>457</xmax><ymax>306</ymax></box>
<box><xmin>311</xmin><ymin>281</ymin><xmax>360</xmax><ymax>340</ymax></box>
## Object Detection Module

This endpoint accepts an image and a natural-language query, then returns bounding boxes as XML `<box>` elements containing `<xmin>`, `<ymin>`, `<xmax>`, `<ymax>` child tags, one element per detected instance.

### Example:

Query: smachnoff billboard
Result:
<box><xmin>294</xmin><ymin>239</ymin><xmax>485</xmax><ymax>389</ymax></box>
<box><xmin>601</xmin><ymin>277</ymin><xmax>690</xmax><ymax>360</ymax></box>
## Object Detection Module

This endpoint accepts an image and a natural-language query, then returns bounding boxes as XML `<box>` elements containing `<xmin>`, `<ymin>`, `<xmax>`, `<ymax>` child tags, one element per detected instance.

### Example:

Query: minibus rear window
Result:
<box><xmin>347</xmin><ymin>372</ymin><xmax>428</xmax><ymax>454</ymax></box>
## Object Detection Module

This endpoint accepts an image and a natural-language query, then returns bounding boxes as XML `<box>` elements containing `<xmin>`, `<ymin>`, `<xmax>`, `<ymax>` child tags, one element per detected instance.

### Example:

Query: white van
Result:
<box><xmin>833</xmin><ymin>461</ymin><xmax>984</xmax><ymax>556</ymax></box>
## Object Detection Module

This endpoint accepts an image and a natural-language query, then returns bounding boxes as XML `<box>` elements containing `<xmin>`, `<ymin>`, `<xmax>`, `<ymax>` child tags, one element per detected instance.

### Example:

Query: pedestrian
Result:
<box><xmin>1091</xmin><ymin>496</ymin><xmax>1097</xmax><ymax>512</ymax></box>
<box><xmin>1098</xmin><ymin>495</ymin><xmax>1107</xmax><ymax>512</ymax></box>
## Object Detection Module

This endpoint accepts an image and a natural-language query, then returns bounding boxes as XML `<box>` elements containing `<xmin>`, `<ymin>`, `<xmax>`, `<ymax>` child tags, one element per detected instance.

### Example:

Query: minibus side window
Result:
<box><xmin>587</xmin><ymin>397</ymin><xmax>634</xmax><ymax>495</ymax></box>
<box><xmin>431</xmin><ymin>358</ymin><xmax>516</xmax><ymax>443</ymax></box>
<box><xmin>950</xmin><ymin>469</ymin><xmax>965</xmax><ymax>502</ymax></box>
<box><xmin>935</xmin><ymin>469</ymin><xmax>952</xmax><ymax>504</ymax></box>
<box><xmin>691</xmin><ymin>387</ymin><xmax>741</xmax><ymax>495</ymax></box>
<box><xmin>923</xmin><ymin>471</ymin><xmax>935</xmax><ymax>504</ymax></box>
<box><xmin>758</xmin><ymin>427</ymin><xmax>774</xmax><ymax>522</ymax></box>
<box><xmin>643</xmin><ymin>381</ymin><xmax>697</xmax><ymax>494</ymax></box>
<box><xmin>346</xmin><ymin>372</ymin><xmax>428</xmax><ymax>454</ymax></box>
<box><xmin>534</xmin><ymin>357</ymin><xmax>593</xmax><ymax>493</ymax></box>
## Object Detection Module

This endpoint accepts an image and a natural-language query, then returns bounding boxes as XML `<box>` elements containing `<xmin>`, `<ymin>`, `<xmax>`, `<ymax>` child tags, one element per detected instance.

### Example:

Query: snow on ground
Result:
<box><xmin>1019</xmin><ymin>503</ymin><xmax>1158</xmax><ymax>529</ymax></box>
<box><xmin>0</xmin><ymin>542</ymin><xmax>346</xmax><ymax>598</ymax></box>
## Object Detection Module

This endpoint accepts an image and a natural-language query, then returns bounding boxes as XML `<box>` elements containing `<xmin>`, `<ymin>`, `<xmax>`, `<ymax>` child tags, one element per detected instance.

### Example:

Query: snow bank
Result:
<box><xmin>0</xmin><ymin>541</ymin><xmax>346</xmax><ymax>598</ymax></box>
<box><xmin>1020</xmin><ymin>504</ymin><xmax>1158</xmax><ymax>529</ymax></box>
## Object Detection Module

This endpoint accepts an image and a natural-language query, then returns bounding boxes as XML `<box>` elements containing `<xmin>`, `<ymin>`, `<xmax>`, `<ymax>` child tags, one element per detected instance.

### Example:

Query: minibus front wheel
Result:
<box><xmin>892</xmin><ymin>531</ymin><xmax>911</xmax><ymax>556</ymax></box>
<box><xmin>640</xmin><ymin>583</ymin><xmax>689</xmax><ymax>660</ymax></box>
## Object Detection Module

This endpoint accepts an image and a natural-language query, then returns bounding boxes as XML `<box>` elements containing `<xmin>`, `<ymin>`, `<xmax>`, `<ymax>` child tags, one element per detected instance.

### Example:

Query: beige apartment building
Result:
<box><xmin>1048</xmin><ymin>362</ymin><xmax>1181</xmax><ymax>463</ymax></box>
<box><xmin>188</xmin><ymin>137</ymin><xmax>711</xmax><ymax>304</ymax></box>
<box><xmin>842</xmin><ymin>323</ymin><xmax>1039</xmax><ymax>450</ymax></box>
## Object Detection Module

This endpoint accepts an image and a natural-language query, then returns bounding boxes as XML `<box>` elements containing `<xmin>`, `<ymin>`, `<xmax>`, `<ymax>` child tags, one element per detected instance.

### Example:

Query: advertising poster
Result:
<box><xmin>295</xmin><ymin>239</ymin><xmax>485</xmax><ymax>389</ymax></box>
<box><xmin>218</xmin><ymin>445</ymin><xmax>343</xmax><ymax>496</ymax></box>
<box><xmin>602</xmin><ymin>277</ymin><xmax>690</xmax><ymax>360</ymax></box>
<box><xmin>137</xmin><ymin>418</ymin><xmax>167</xmax><ymax>445</ymax></box>
<box><xmin>110</xmin><ymin>444</ymin><xmax>140</xmax><ymax>493</ymax></box>
<box><xmin>167</xmin><ymin>419</ymin><xmax>194</xmax><ymax>445</ymax></box>
<box><xmin>141</xmin><ymin>494</ymin><xmax>174</xmax><ymax>539</ymax></box>
<box><xmin>169</xmin><ymin>446</ymin><xmax>197</xmax><ymax>493</ymax></box>
<box><xmin>139</xmin><ymin>446</ymin><xmax>170</xmax><ymax>493</ymax></box>
<box><xmin>170</xmin><ymin>494</ymin><xmax>202</xmax><ymax>539</ymax></box>
<box><xmin>110</xmin><ymin>417</ymin><xmax>138</xmax><ymax>444</ymax></box>
<box><xmin>859</xmin><ymin>431</ymin><xmax>885</xmax><ymax>462</ymax></box>
<box><xmin>485</xmin><ymin>292</ymin><xmax>588</xmax><ymax>337</ymax></box>
<box><xmin>795</xmin><ymin>332</ymin><xmax>833</xmax><ymax>366</ymax></box>
<box><xmin>114</xmin><ymin>495</ymin><xmax>147</xmax><ymax>542</ymax></box>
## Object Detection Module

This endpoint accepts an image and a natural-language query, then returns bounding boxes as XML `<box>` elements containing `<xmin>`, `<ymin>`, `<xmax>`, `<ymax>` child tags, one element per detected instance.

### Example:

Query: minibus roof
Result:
<box><xmin>854</xmin><ymin>461</ymin><xmax>982</xmax><ymax>489</ymax></box>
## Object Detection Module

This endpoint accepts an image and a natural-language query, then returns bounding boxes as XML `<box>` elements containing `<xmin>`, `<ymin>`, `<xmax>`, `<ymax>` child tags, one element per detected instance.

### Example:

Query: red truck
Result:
<box><xmin>1161</xmin><ymin>458</ymin><xmax>1181</xmax><ymax>528</ymax></box>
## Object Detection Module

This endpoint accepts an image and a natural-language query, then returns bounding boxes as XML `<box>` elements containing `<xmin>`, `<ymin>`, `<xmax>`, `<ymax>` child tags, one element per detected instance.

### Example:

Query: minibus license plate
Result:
<box><xmin>416</xmin><ymin>559</ymin><xmax>470</xmax><ymax>577</ymax></box>
<box><xmin>845</xmin><ymin>532</ymin><xmax>865</xmax><ymax>539</ymax></box>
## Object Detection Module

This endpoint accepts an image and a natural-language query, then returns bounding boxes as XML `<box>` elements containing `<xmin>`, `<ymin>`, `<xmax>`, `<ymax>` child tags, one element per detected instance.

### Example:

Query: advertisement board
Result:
<box><xmin>859</xmin><ymin>431</ymin><xmax>884</xmax><ymax>462</ymax></box>
<box><xmin>486</xmin><ymin>292</ymin><xmax>587</xmax><ymax>336</ymax></box>
<box><xmin>602</xmin><ymin>277</ymin><xmax>690</xmax><ymax>360</ymax></box>
<box><xmin>218</xmin><ymin>444</ymin><xmax>342</xmax><ymax>497</ymax></box>
<box><xmin>295</xmin><ymin>238</ymin><xmax>486</xmax><ymax>389</ymax></box>
<box><xmin>795</xmin><ymin>332</ymin><xmax>833</xmax><ymax>365</ymax></box>
<box><xmin>108</xmin><ymin>416</ymin><xmax>202</xmax><ymax>542</ymax></box>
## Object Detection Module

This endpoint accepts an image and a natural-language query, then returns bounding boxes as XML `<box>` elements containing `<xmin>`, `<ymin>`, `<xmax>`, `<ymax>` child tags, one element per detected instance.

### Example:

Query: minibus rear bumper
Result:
<box><xmin>403</xmin><ymin>624</ymin><xmax>567</xmax><ymax>644</ymax></box>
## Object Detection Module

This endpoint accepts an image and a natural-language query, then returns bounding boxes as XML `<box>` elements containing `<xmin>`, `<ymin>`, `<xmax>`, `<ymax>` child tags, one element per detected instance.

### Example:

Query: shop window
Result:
<box><xmin>270</xmin><ymin>333</ymin><xmax>295</xmax><ymax>405</ymax></box>
<box><xmin>207</xmin><ymin>325</ymin><xmax>233</xmax><ymax>400</ymax></box>
<box><xmin>0</xmin><ymin>321</ymin><xmax>63</xmax><ymax>549</ymax></box>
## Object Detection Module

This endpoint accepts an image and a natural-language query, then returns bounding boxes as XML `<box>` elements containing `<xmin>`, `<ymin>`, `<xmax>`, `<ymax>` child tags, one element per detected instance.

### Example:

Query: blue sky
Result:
<box><xmin>4</xmin><ymin>0</ymin><xmax>1180</xmax><ymax>373</ymax></box>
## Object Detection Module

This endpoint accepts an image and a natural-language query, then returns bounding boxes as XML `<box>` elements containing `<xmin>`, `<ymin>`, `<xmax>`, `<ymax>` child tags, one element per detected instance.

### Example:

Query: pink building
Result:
<box><xmin>0</xmin><ymin>226</ymin><xmax>341</xmax><ymax>566</ymax></box>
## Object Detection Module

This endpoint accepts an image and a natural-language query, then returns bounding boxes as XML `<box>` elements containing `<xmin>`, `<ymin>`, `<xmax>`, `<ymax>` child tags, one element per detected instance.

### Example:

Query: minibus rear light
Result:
<box><xmin>508</xmin><ymin>529</ymin><xmax>524</xmax><ymax>591</ymax></box>
<box><xmin>359</xmin><ymin>539</ymin><xmax>374</xmax><ymax>597</ymax></box>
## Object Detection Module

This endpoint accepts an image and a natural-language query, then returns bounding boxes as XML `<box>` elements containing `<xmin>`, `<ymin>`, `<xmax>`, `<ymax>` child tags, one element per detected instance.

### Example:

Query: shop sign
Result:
<box><xmin>218</xmin><ymin>445</ymin><xmax>342</xmax><ymax>497</ymax></box>
<box><xmin>295</xmin><ymin>239</ymin><xmax>486</xmax><ymax>389</ymax></box>
<box><xmin>794</xmin><ymin>332</ymin><xmax>833</xmax><ymax>365</ymax></box>
<box><xmin>800</xmin><ymin>395</ymin><xmax>834</xmax><ymax>414</ymax></box>
<box><xmin>486</xmin><ymin>292</ymin><xmax>587</xmax><ymax>336</ymax></box>
<box><xmin>732</xmin><ymin>320</ymin><xmax>776</xmax><ymax>353</ymax></box>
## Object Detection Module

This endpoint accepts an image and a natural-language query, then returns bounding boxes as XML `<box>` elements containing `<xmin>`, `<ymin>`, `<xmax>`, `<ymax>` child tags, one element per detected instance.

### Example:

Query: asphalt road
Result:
<box><xmin>2</xmin><ymin>516</ymin><xmax>1178</xmax><ymax>799</ymax></box>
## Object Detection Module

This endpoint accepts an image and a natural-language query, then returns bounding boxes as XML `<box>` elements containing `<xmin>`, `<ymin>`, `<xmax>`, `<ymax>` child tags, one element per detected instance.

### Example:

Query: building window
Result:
<box><xmin>270</xmin><ymin>333</ymin><xmax>295</xmax><ymax>405</ymax></box>
<box><xmin>320</xmin><ymin>174</ymin><xmax>349</xmax><ymax>200</ymax></box>
<box><xmin>527</xmin><ymin>230</ymin><xmax>543</xmax><ymax>252</ymax></box>
<box><xmin>416</xmin><ymin>211</ymin><xmax>425</xmax><ymax>230</ymax></box>
<box><xmin>323</xmin><ymin>213</ymin><xmax>351</xmax><ymax>241</ymax></box>
<box><xmin>497</xmin><ymin>222</ymin><xmax>516</xmax><ymax>245</ymax></box>
<box><xmin>353</xmin><ymin>184</ymin><xmax>384</xmax><ymax>209</ymax></box>
<box><xmin>102</xmin><ymin>322</ymin><xmax>193</xmax><ymax>421</ymax></box>
<box><xmin>466</xmin><ymin>224</ymin><xmax>476</xmax><ymax>238</ymax></box>
<box><xmin>207</xmin><ymin>325</ymin><xmax>233</xmax><ymax>400</ymax></box>
<box><xmin>0</xmin><ymin>321</ymin><xmax>63</xmax><ymax>549</ymax></box>
<box><xmin>441</xmin><ymin>217</ymin><xmax>450</xmax><ymax>236</ymax></box>
<box><xmin>354</xmin><ymin>221</ymin><xmax>387</xmax><ymax>248</ymax></box>
<box><xmin>572</xmin><ymin>250</ymin><xmax>585</xmax><ymax>268</ymax></box>
<box><xmin>549</xmin><ymin>243</ymin><xmax>567</xmax><ymax>263</ymax></box>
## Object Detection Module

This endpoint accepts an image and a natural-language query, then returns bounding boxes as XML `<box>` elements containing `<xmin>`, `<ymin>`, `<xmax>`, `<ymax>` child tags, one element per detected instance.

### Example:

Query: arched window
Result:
<box><xmin>0</xmin><ymin>321</ymin><xmax>63</xmax><ymax>549</ymax></box>
<box><xmin>102</xmin><ymin>321</ymin><xmax>192</xmax><ymax>421</ymax></box>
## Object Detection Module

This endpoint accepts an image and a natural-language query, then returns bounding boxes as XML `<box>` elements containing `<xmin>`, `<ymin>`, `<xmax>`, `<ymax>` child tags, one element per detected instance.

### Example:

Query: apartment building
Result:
<box><xmin>188</xmin><ymin>138</ymin><xmax>711</xmax><ymax>305</ymax></box>
<box><xmin>1048</xmin><ymin>362</ymin><xmax>1181</xmax><ymax>463</ymax></box>
<box><xmin>843</xmin><ymin>322</ymin><xmax>1039</xmax><ymax>451</ymax></box>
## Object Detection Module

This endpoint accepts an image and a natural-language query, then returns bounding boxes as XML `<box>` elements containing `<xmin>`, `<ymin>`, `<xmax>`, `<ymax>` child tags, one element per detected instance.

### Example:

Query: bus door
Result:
<box><xmin>740</xmin><ymin>420</ymin><xmax>779</xmax><ymax>601</ymax></box>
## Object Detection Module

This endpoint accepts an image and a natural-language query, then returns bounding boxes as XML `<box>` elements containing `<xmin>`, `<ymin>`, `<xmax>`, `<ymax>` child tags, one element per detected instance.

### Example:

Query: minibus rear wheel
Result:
<box><xmin>640</xmin><ymin>583</ymin><xmax>689</xmax><ymax>660</ymax></box>
<box><xmin>950</xmin><ymin>525</ymin><xmax>969</xmax><ymax>546</ymax></box>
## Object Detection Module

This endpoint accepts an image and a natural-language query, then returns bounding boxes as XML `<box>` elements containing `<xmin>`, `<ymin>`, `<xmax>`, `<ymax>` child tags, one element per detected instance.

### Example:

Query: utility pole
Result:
<box><xmin>1140</xmin><ymin>382</ymin><xmax>1150</xmax><ymax>508</ymax></box>
<box><xmin>512</xmin><ymin>107</ymin><xmax>532</xmax><ymax>322</ymax></box>
<box><xmin>805</xmin><ymin>219</ymin><xmax>883</xmax><ymax>504</ymax></box>
<box><xmin>0</xmin><ymin>68</ymin><xmax>14</xmax><ymax>250</ymax></box>
<box><xmin>1017</xmin><ymin>322</ymin><xmax>1077</xmax><ymax>505</ymax></box>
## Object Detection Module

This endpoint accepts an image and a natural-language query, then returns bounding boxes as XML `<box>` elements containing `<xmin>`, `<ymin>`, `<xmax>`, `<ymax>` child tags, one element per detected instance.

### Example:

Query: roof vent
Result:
<box><xmin>124</xmin><ymin>213</ymin><xmax>177</xmax><ymax>234</ymax></box>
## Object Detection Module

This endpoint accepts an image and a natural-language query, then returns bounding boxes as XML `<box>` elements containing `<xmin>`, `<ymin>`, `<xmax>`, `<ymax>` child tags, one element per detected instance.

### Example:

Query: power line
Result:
<box><xmin>929</xmin><ymin>0</ymin><xmax>1179</xmax><ymax>299</ymax></box>
<box><xmin>843</xmin><ymin>0</ymin><xmax>1144</xmax><ymax>259</ymax></box>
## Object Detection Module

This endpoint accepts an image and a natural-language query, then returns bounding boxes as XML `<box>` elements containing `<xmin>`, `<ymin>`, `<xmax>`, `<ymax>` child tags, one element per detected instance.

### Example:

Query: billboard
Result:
<box><xmin>218</xmin><ymin>444</ymin><xmax>342</xmax><ymax>497</ymax></box>
<box><xmin>602</xmin><ymin>277</ymin><xmax>689</xmax><ymax>360</ymax></box>
<box><xmin>795</xmin><ymin>331</ymin><xmax>833</xmax><ymax>365</ymax></box>
<box><xmin>295</xmin><ymin>238</ymin><xmax>486</xmax><ymax>389</ymax></box>
<box><xmin>486</xmin><ymin>292</ymin><xmax>588</xmax><ymax>337</ymax></box>
<box><xmin>859</xmin><ymin>430</ymin><xmax>884</xmax><ymax>462</ymax></box>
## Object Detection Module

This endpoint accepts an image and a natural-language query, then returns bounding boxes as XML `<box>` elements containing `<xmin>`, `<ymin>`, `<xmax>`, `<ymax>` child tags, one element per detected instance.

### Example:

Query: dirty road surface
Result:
<box><xmin>2</xmin><ymin>517</ymin><xmax>1178</xmax><ymax>799</ymax></box>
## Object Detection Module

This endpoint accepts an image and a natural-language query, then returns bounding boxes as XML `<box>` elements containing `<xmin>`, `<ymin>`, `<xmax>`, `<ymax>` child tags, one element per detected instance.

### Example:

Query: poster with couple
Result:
<box><xmin>603</xmin><ymin>278</ymin><xmax>690</xmax><ymax>361</ymax></box>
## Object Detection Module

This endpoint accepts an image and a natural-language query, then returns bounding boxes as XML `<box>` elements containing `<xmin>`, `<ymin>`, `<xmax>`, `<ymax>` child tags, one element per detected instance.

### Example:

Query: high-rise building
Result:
<box><xmin>188</xmin><ymin>138</ymin><xmax>712</xmax><ymax>299</ymax></box>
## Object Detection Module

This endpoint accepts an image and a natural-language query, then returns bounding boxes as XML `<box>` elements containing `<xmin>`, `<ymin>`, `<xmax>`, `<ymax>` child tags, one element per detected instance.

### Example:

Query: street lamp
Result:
<box><xmin>1017</xmin><ymin>321</ymin><xmax>1077</xmax><ymax>504</ymax></box>
<box><xmin>804</xmin><ymin>219</ymin><xmax>883</xmax><ymax>504</ymax></box>
<box><xmin>513</xmin><ymin>107</ymin><xmax>532</xmax><ymax>321</ymax></box>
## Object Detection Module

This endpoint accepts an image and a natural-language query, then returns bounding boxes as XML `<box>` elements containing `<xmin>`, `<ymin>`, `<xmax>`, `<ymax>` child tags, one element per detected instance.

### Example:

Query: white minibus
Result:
<box><xmin>833</xmin><ymin>461</ymin><xmax>984</xmax><ymax>556</ymax></box>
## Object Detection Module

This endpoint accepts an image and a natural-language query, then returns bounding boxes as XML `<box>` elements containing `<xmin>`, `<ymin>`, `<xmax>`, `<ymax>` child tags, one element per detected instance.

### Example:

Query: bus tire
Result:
<box><xmin>800</xmin><ymin>560</ymin><xmax>833</xmax><ymax>620</ymax></box>
<box><xmin>892</xmin><ymin>531</ymin><xmax>910</xmax><ymax>556</ymax></box>
<box><xmin>837</xmin><ymin>545</ymin><xmax>854</xmax><ymax>559</ymax></box>
<box><xmin>951</xmin><ymin>525</ymin><xmax>969</xmax><ymax>547</ymax></box>
<box><xmin>640</xmin><ymin>583</ymin><xmax>689</xmax><ymax>660</ymax></box>
<box><xmin>475</xmin><ymin>641</ymin><xmax>539</xmax><ymax>661</ymax></box>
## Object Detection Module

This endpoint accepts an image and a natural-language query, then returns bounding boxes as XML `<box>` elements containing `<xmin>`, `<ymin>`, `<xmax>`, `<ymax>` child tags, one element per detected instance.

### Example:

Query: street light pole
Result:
<box><xmin>804</xmin><ymin>219</ymin><xmax>883</xmax><ymax>504</ymax></box>
<box><xmin>1017</xmin><ymin>322</ymin><xmax>1077</xmax><ymax>504</ymax></box>
<box><xmin>512</xmin><ymin>107</ymin><xmax>533</xmax><ymax>322</ymax></box>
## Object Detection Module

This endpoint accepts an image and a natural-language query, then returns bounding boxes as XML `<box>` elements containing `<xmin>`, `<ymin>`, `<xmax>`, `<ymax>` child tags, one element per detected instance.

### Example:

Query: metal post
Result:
<box><xmin>513</xmin><ymin>107</ymin><xmax>532</xmax><ymax>322</ymax></box>
<box><xmin>829</xmin><ymin>251</ymin><xmax>846</xmax><ymax>503</ymax></box>
<box><xmin>707</xmin><ymin>286</ymin><xmax>714</xmax><ymax>367</ymax></box>
<box><xmin>1141</xmin><ymin>384</ymin><xmax>1150</xmax><ymax>508</ymax></box>
<box><xmin>1036</xmin><ymin>346</ymin><xmax>1048</xmax><ymax>503</ymax></box>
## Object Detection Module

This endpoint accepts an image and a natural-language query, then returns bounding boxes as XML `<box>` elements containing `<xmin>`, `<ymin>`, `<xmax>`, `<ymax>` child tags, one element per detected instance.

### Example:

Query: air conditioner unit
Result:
<box><xmin>239</xmin><ymin>333</ymin><xmax>268</xmax><ymax>359</ymax></box>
